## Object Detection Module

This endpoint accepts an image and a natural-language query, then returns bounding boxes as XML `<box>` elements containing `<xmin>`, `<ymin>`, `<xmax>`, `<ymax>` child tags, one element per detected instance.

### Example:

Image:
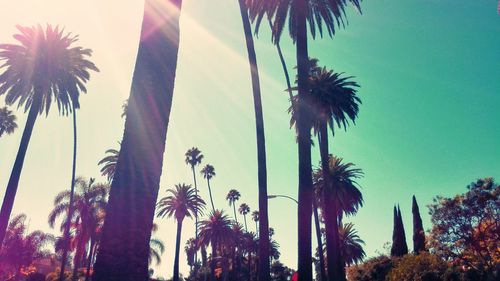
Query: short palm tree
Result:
<box><xmin>338</xmin><ymin>223</ymin><xmax>365</xmax><ymax>266</ymax></box>
<box><xmin>252</xmin><ymin>210</ymin><xmax>259</xmax><ymax>233</ymax></box>
<box><xmin>200</xmin><ymin>164</ymin><xmax>216</xmax><ymax>212</ymax></box>
<box><xmin>185</xmin><ymin>147</ymin><xmax>204</xmax><ymax>262</ymax></box>
<box><xmin>156</xmin><ymin>184</ymin><xmax>205</xmax><ymax>281</ymax></box>
<box><xmin>226</xmin><ymin>189</ymin><xmax>241</xmax><ymax>223</ymax></box>
<box><xmin>98</xmin><ymin>147</ymin><xmax>120</xmax><ymax>182</ymax></box>
<box><xmin>239</xmin><ymin>203</ymin><xmax>251</xmax><ymax>232</ymax></box>
<box><xmin>0</xmin><ymin>106</ymin><xmax>17</xmax><ymax>137</ymax></box>
<box><xmin>0</xmin><ymin>25</ymin><xmax>98</xmax><ymax>250</ymax></box>
<box><xmin>247</xmin><ymin>2</ymin><xmax>363</xmax><ymax>281</ymax></box>
<box><xmin>198</xmin><ymin>210</ymin><xmax>233</xmax><ymax>281</ymax></box>
<box><xmin>48</xmin><ymin>177</ymin><xmax>108</xmax><ymax>281</ymax></box>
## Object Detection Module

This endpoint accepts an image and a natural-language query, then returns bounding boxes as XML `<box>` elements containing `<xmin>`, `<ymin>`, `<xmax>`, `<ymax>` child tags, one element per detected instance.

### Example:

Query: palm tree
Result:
<box><xmin>0</xmin><ymin>106</ymin><xmax>17</xmax><ymax>138</ymax></box>
<box><xmin>239</xmin><ymin>203</ymin><xmax>251</xmax><ymax>232</ymax></box>
<box><xmin>0</xmin><ymin>25</ymin><xmax>98</xmax><ymax>248</ymax></box>
<box><xmin>252</xmin><ymin>210</ymin><xmax>259</xmax><ymax>234</ymax></box>
<box><xmin>338</xmin><ymin>223</ymin><xmax>365</xmax><ymax>266</ymax></box>
<box><xmin>156</xmin><ymin>184</ymin><xmax>205</xmax><ymax>281</ymax></box>
<box><xmin>198</xmin><ymin>210</ymin><xmax>233</xmax><ymax>281</ymax></box>
<box><xmin>237</xmin><ymin>2</ymin><xmax>271</xmax><ymax>280</ymax></box>
<box><xmin>98</xmin><ymin>148</ymin><xmax>119</xmax><ymax>182</ymax></box>
<box><xmin>93</xmin><ymin>1</ymin><xmax>184</xmax><ymax>279</ymax></box>
<box><xmin>226</xmin><ymin>189</ymin><xmax>241</xmax><ymax>222</ymax></box>
<box><xmin>0</xmin><ymin>214</ymin><xmax>54</xmax><ymax>281</ymax></box>
<box><xmin>200</xmin><ymin>164</ymin><xmax>216</xmax><ymax>212</ymax></box>
<box><xmin>48</xmin><ymin>177</ymin><xmax>108</xmax><ymax>281</ymax></box>
<box><xmin>185</xmin><ymin>147</ymin><xmax>203</xmax><ymax>263</ymax></box>
<box><xmin>314</xmin><ymin>156</ymin><xmax>363</xmax><ymax>280</ymax></box>
<box><xmin>248</xmin><ymin>2</ymin><xmax>362</xmax><ymax>281</ymax></box>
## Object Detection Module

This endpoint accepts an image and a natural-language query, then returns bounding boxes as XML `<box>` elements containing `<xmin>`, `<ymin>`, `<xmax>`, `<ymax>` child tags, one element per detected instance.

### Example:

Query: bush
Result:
<box><xmin>347</xmin><ymin>255</ymin><xmax>393</xmax><ymax>281</ymax></box>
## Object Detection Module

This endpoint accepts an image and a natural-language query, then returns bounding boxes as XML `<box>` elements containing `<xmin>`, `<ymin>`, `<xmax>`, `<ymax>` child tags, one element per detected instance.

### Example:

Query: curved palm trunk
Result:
<box><xmin>318</xmin><ymin>124</ymin><xmax>344</xmax><ymax>281</ymax></box>
<box><xmin>207</xmin><ymin>179</ymin><xmax>215</xmax><ymax>212</ymax></box>
<box><xmin>0</xmin><ymin>96</ymin><xmax>41</xmax><ymax>245</ymax></box>
<box><xmin>84</xmin><ymin>238</ymin><xmax>95</xmax><ymax>281</ymax></box>
<box><xmin>237</xmin><ymin>2</ymin><xmax>270</xmax><ymax>281</ymax></box>
<box><xmin>173</xmin><ymin>219</ymin><xmax>183</xmax><ymax>281</ymax></box>
<box><xmin>295</xmin><ymin>2</ymin><xmax>314</xmax><ymax>281</ymax></box>
<box><xmin>313</xmin><ymin>199</ymin><xmax>327</xmax><ymax>281</ymax></box>
<box><xmin>192</xmin><ymin>165</ymin><xmax>199</xmax><ymax>264</ymax></box>
<box><xmin>93</xmin><ymin>1</ymin><xmax>182</xmax><ymax>280</ymax></box>
<box><xmin>269</xmin><ymin>19</ymin><xmax>293</xmax><ymax>104</ymax></box>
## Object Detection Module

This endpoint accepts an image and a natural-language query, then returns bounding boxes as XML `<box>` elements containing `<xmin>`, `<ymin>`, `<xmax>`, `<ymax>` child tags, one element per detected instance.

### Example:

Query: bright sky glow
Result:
<box><xmin>0</xmin><ymin>0</ymin><xmax>499</xmax><ymax>279</ymax></box>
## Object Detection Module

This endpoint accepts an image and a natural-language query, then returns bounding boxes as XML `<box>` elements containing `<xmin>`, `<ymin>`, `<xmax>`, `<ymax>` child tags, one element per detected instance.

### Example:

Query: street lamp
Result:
<box><xmin>267</xmin><ymin>194</ymin><xmax>298</xmax><ymax>204</ymax></box>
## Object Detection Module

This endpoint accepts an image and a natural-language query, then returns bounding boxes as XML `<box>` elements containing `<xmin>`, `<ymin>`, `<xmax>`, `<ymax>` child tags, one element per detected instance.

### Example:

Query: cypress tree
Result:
<box><xmin>412</xmin><ymin>195</ymin><xmax>426</xmax><ymax>253</ymax></box>
<box><xmin>391</xmin><ymin>204</ymin><xmax>408</xmax><ymax>257</ymax></box>
<box><xmin>397</xmin><ymin>205</ymin><xmax>409</xmax><ymax>256</ymax></box>
<box><xmin>390</xmin><ymin>205</ymin><xmax>399</xmax><ymax>257</ymax></box>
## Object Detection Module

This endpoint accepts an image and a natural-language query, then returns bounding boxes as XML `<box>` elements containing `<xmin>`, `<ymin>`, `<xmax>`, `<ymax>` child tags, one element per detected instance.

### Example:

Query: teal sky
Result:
<box><xmin>0</xmin><ymin>0</ymin><xmax>499</xmax><ymax>279</ymax></box>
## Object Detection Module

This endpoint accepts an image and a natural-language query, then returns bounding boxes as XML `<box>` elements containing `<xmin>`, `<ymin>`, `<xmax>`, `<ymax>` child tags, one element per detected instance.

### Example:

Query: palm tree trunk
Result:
<box><xmin>237</xmin><ymin>2</ymin><xmax>270</xmax><ymax>281</ymax></box>
<box><xmin>233</xmin><ymin>203</ymin><xmax>238</xmax><ymax>223</ymax></box>
<box><xmin>85</xmin><ymin>238</ymin><xmax>95</xmax><ymax>281</ymax></box>
<box><xmin>173</xmin><ymin>220</ymin><xmax>183</xmax><ymax>281</ymax></box>
<box><xmin>269</xmin><ymin>19</ymin><xmax>293</xmax><ymax>104</ymax></box>
<box><xmin>0</xmin><ymin>95</ymin><xmax>41</xmax><ymax>245</ymax></box>
<box><xmin>244</xmin><ymin>214</ymin><xmax>248</xmax><ymax>232</ymax></box>
<box><xmin>65</xmin><ymin>107</ymin><xmax>78</xmax><ymax>281</ymax></box>
<box><xmin>92</xmin><ymin>1</ymin><xmax>182</xmax><ymax>280</ymax></box>
<box><xmin>211</xmin><ymin>240</ymin><xmax>218</xmax><ymax>281</ymax></box>
<box><xmin>313</xmin><ymin>199</ymin><xmax>327</xmax><ymax>281</ymax></box>
<box><xmin>207</xmin><ymin>179</ymin><xmax>215</xmax><ymax>212</ymax></box>
<box><xmin>72</xmin><ymin>225</ymin><xmax>87</xmax><ymax>281</ymax></box>
<box><xmin>295</xmin><ymin>1</ymin><xmax>314</xmax><ymax>281</ymax></box>
<box><xmin>318</xmin><ymin>124</ymin><xmax>343</xmax><ymax>281</ymax></box>
<box><xmin>192</xmin><ymin>165</ymin><xmax>199</xmax><ymax>264</ymax></box>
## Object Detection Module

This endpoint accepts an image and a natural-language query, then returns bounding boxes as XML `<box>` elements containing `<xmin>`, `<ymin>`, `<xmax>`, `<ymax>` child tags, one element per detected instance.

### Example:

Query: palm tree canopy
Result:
<box><xmin>246</xmin><ymin>0</ymin><xmax>362</xmax><ymax>43</ymax></box>
<box><xmin>185</xmin><ymin>147</ymin><xmax>204</xmax><ymax>167</ymax></box>
<box><xmin>239</xmin><ymin>203</ymin><xmax>251</xmax><ymax>215</ymax></box>
<box><xmin>289</xmin><ymin>64</ymin><xmax>361</xmax><ymax>135</ymax></box>
<box><xmin>98</xmin><ymin>148</ymin><xmax>119</xmax><ymax>182</ymax></box>
<box><xmin>156</xmin><ymin>184</ymin><xmax>205</xmax><ymax>222</ymax></box>
<box><xmin>338</xmin><ymin>222</ymin><xmax>365</xmax><ymax>265</ymax></box>
<box><xmin>314</xmin><ymin>155</ymin><xmax>364</xmax><ymax>216</ymax></box>
<box><xmin>201</xmin><ymin>164</ymin><xmax>216</xmax><ymax>180</ymax></box>
<box><xmin>0</xmin><ymin>106</ymin><xmax>17</xmax><ymax>136</ymax></box>
<box><xmin>0</xmin><ymin>25</ymin><xmax>98</xmax><ymax>115</ymax></box>
<box><xmin>226</xmin><ymin>189</ymin><xmax>241</xmax><ymax>205</ymax></box>
<box><xmin>252</xmin><ymin>210</ymin><xmax>260</xmax><ymax>222</ymax></box>
<box><xmin>149</xmin><ymin>237</ymin><xmax>165</xmax><ymax>266</ymax></box>
<box><xmin>198</xmin><ymin>210</ymin><xmax>233</xmax><ymax>248</ymax></box>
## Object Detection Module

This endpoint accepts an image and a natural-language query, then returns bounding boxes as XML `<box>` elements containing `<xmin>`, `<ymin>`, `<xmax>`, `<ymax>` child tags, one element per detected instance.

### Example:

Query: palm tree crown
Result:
<box><xmin>0</xmin><ymin>24</ymin><xmax>99</xmax><ymax>115</ymax></box>
<box><xmin>198</xmin><ymin>210</ymin><xmax>233</xmax><ymax>248</ymax></box>
<box><xmin>0</xmin><ymin>106</ymin><xmax>17</xmax><ymax>137</ymax></box>
<box><xmin>98</xmin><ymin>148</ymin><xmax>119</xmax><ymax>182</ymax></box>
<box><xmin>201</xmin><ymin>164</ymin><xmax>216</xmax><ymax>180</ymax></box>
<box><xmin>226</xmin><ymin>189</ymin><xmax>241</xmax><ymax>205</ymax></box>
<box><xmin>156</xmin><ymin>184</ymin><xmax>205</xmax><ymax>223</ymax></box>
<box><xmin>185</xmin><ymin>147</ymin><xmax>204</xmax><ymax>168</ymax></box>
<box><xmin>338</xmin><ymin>223</ymin><xmax>365</xmax><ymax>266</ymax></box>
<box><xmin>239</xmin><ymin>203</ymin><xmax>250</xmax><ymax>216</ymax></box>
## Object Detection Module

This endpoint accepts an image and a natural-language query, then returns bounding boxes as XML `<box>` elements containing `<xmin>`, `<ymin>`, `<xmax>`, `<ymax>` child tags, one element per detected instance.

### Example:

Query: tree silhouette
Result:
<box><xmin>0</xmin><ymin>106</ymin><xmax>17</xmax><ymax>138</ymax></box>
<box><xmin>239</xmin><ymin>203</ymin><xmax>251</xmax><ymax>232</ymax></box>
<box><xmin>201</xmin><ymin>164</ymin><xmax>216</xmax><ymax>212</ymax></box>
<box><xmin>226</xmin><ymin>189</ymin><xmax>241</xmax><ymax>223</ymax></box>
<box><xmin>412</xmin><ymin>195</ymin><xmax>426</xmax><ymax>253</ymax></box>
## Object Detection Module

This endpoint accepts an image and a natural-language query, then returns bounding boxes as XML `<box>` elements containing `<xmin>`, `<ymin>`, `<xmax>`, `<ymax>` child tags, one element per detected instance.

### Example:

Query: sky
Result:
<box><xmin>0</xmin><ymin>0</ymin><xmax>499</xmax><ymax>279</ymax></box>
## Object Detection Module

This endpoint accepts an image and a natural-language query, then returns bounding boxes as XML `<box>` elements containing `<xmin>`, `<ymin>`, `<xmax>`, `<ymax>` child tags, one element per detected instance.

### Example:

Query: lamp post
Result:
<box><xmin>267</xmin><ymin>194</ymin><xmax>298</xmax><ymax>204</ymax></box>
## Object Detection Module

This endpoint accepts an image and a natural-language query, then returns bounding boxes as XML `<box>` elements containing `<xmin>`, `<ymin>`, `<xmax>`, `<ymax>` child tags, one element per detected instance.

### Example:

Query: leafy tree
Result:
<box><xmin>0</xmin><ymin>25</ymin><xmax>97</xmax><ymax>249</ymax></box>
<box><xmin>270</xmin><ymin>261</ymin><xmax>293</xmax><ymax>281</ymax></box>
<box><xmin>93</xmin><ymin>0</ymin><xmax>184</xmax><ymax>279</ymax></box>
<box><xmin>247</xmin><ymin>2</ymin><xmax>363</xmax><ymax>280</ymax></box>
<box><xmin>239</xmin><ymin>203</ymin><xmax>251</xmax><ymax>232</ymax></box>
<box><xmin>0</xmin><ymin>106</ymin><xmax>17</xmax><ymax>137</ymax></box>
<box><xmin>428</xmin><ymin>177</ymin><xmax>499</xmax><ymax>272</ymax></box>
<box><xmin>0</xmin><ymin>214</ymin><xmax>54</xmax><ymax>281</ymax></box>
<box><xmin>201</xmin><ymin>164</ymin><xmax>216</xmax><ymax>212</ymax></box>
<box><xmin>387</xmin><ymin>252</ymin><xmax>448</xmax><ymax>281</ymax></box>
<box><xmin>157</xmin><ymin>184</ymin><xmax>205</xmax><ymax>281</ymax></box>
<box><xmin>347</xmin><ymin>255</ymin><xmax>393</xmax><ymax>281</ymax></box>
<box><xmin>412</xmin><ymin>195</ymin><xmax>426</xmax><ymax>253</ymax></box>
<box><xmin>226</xmin><ymin>189</ymin><xmax>241</xmax><ymax>222</ymax></box>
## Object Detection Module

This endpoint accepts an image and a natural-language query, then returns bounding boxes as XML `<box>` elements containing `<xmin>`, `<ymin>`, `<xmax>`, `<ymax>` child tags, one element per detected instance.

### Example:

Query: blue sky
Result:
<box><xmin>0</xmin><ymin>0</ymin><xmax>499</xmax><ymax>279</ymax></box>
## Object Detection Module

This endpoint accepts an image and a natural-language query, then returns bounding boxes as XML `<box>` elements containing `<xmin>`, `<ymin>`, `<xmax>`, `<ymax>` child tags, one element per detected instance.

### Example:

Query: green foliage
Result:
<box><xmin>347</xmin><ymin>255</ymin><xmax>393</xmax><ymax>281</ymax></box>
<box><xmin>0</xmin><ymin>106</ymin><xmax>17</xmax><ymax>137</ymax></box>
<box><xmin>387</xmin><ymin>252</ymin><xmax>448</xmax><ymax>281</ymax></box>
<box><xmin>428</xmin><ymin>177</ymin><xmax>499</xmax><ymax>271</ymax></box>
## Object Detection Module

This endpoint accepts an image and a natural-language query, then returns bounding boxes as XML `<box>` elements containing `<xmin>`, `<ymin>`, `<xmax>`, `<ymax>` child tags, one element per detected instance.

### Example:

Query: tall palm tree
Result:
<box><xmin>248</xmin><ymin>2</ymin><xmax>362</xmax><ymax>281</ymax></box>
<box><xmin>0</xmin><ymin>106</ymin><xmax>17</xmax><ymax>138</ymax></box>
<box><xmin>239</xmin><ymin>203</ymin><xmax>251</xmax><ymax>232</ymax></box>
<box><xmin>0</xmin><ymin>25</ymin><xmax>98</xmax><ymax>247</ymax></box>
<box><xmin>226</xmin><ymin>189</ymin><xmax>241</xmax><ymax>222</ymax></box>
<box><xmin>289</xmin><ymin>61</ymin><xmax>361</xmax><ymax>281</ymax></box>
<box><xmin>314</xmin><ymin>156</ymin><xmax>363</xmax><ymax>280</ymax></box>
<box><xmin>93</xmin><ymin>1</ymin><xmax>184</xmax><ymax>279</ymax></box>
<box><xmin>198</xmin><ymin>210</ymin><xmax>233</xmax><ymax>281</ymax></box>
<box><xmin>185</xmin><ymin>147</ymin><xmax>203</xmax><ymax>264</ymax></box>
<box><xmin>200</xmin><ymin>164</ymin><xmax>216</xmax><ymax>212</ymax></box>
<box><xmin>48</xmin><ymin>177</ymin><xmax>108</xmax><ymax>281</ymax></box>
<box><xmin>156</xmin><ymin>184</ymin><xmax>205</xmax><ymax>281</ymax></box>
<box><xmin>237</xmin><ymin>2</ymin><xmax>271</xmax><ymax>280</ymax></box>
<box><xmin>98</xmin><ymin>147</ymin><xmax>119</xmax><ymax>182</ymax></box>
<box><xmin>252</xmin><ymin>210</ymin><xmax>259</xmax><ymax>233</ymax></box>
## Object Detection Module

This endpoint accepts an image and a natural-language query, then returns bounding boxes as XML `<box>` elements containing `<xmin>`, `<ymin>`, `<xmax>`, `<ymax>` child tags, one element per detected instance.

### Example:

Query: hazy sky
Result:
<box><xmin>0</xmin><ymin>0</ymin><xmax>499</xmax><ymax>279</ymax></box>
